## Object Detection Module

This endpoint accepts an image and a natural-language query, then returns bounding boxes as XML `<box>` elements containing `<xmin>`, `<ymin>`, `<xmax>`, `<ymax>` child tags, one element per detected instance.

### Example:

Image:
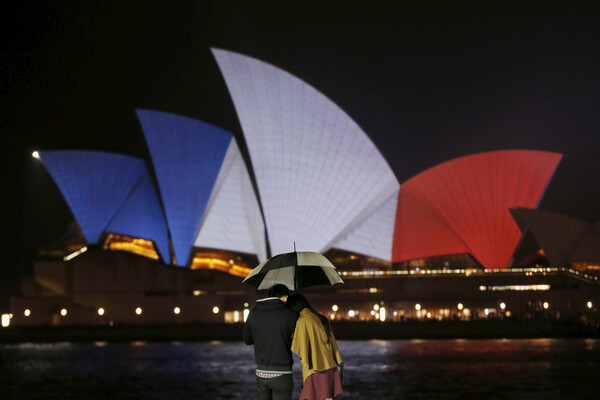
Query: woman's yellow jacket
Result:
<box><xmin>291</xmin><ymin>308</ymin><xmax>342</xmax><ymax>383</ymax></box>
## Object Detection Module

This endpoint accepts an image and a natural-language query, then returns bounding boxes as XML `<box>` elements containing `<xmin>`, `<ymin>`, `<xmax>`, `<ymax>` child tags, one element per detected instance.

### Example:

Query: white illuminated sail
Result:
<box><xmin>213</xmin><ymin>48</ymin><xmax>399</xmax><ymax>260</ymax></box>
<box><xmin>194</xmin><ymin>140</ymin><xmax>267</xmax><ymax>261</ymax></box>
<box><xmin>330</xmin><ymin>190</ymin><xmax>399</xmax><ymax>260</ymax></box>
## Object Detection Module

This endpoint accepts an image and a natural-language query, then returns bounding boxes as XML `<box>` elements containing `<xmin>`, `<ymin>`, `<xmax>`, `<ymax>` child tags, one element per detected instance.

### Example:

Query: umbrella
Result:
<box><xmin>242</xmin><ymin>251</ymin><xmax>344</xmax><ymax>290</ymax></box>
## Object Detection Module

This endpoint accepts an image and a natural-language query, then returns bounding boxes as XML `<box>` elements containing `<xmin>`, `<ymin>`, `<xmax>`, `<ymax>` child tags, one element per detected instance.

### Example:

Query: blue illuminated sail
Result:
<box><xmin>137</xmin><ymin>109</ymin><xmax>233</xmax><ymax>266</ymax></box>
<box><xmin>39</xmin><ymin>151</ymin><xmax>146</xmax><ymax>244</ymax></box>
<box><xmin>107</xmin><ymin>171</ymin><xmax>171</xmax><ymax>262</ymax></box>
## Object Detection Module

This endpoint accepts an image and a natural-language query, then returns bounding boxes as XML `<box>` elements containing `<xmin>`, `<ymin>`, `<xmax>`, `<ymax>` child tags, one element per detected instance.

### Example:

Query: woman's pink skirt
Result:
<box><xmin>299</xmin><ymin>367</ymin><xmax>343</xmax><ymax>400</ymax></box>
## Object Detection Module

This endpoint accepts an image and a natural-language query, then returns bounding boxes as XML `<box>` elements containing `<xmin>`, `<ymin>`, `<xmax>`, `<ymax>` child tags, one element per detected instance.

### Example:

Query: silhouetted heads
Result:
<box><xmin>287</xmin><ymin>293</ymin><xmax>309</xmax><ymax>313</ymax></box>
<box><xmin>267</xmin><ymin>284</ymin><xmax>290</xmax><ymax>299</ymax></box>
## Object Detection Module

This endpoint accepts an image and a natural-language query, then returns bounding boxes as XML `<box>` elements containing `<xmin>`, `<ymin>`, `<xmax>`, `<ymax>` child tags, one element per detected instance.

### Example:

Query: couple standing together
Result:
<box><xmin>244</xmin><ymin>284</ymin><xmax>343</xmax><ymax>400</ymax></box>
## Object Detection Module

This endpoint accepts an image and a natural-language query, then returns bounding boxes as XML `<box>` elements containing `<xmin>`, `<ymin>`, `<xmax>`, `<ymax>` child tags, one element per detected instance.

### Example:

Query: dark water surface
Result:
<box><xmin>1</xmin><ymin>339</ymin><xmax>599</xmax><ymax>399</ymax></box>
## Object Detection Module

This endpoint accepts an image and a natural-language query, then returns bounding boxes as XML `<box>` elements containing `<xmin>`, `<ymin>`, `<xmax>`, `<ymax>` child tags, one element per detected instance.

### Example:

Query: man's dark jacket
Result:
<box><xmin>243</xmin><ymin>298</ymin><xmax>298</xmax><ymax>372</ymax></box>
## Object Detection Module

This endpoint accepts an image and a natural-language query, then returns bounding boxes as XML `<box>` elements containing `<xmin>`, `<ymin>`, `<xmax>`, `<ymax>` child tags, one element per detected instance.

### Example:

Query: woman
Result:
<box><xmin>288</xmin><ymin>293</ymin><xmax>343</xmax><ymax>400</ymax></box>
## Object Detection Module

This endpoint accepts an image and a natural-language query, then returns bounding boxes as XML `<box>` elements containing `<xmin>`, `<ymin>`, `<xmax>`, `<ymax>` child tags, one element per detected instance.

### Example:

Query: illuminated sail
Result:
<box><xmin>213</xmin><ymin>48</ymin><xmax>399</xmax><ymax>259</ymax></box>
<box><xmin>393</xmin><ymin>150</ymin><xmax>562</xmax><ymax>269</ymax></box>
<box><xmin>193</xmin><ymin>139</ymin><xmax>267</xmax><ymax>262</ymax></box>
<box><xmin>107</xmin><ymin>171</ymin><xmax>171</xmax><ymax>262</ymax></box>
<box><xmin>39</xmin><ymin>151</ymin><xmax>147</xmax><ymax>244</ymax></box>
<box><xmin>138</xmin><ymin>109</ymin><xmax>265</xmax><ymax>265</ymax></box>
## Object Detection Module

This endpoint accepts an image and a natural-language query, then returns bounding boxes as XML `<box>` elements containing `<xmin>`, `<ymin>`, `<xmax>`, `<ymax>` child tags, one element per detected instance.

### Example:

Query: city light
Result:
<box><xmin>348</xmin><ymin>310</ymin><xmax>355</xmax><ymax>318</ymax></box>
<box><xmin>32</xmin><ymin>151</ymin><xmax>40</xmax><ymax>159</ymax></box>
<box><xmin>63</xmin><ymin>246</ymin><xmax>88</xmax><ymax>261</ymax></box>
<box><xmin>415</xmin><ymin>303</ymin><xmax>421</xmax><ymax>311</ymax></box>
<box><xmin>332</xmin><ymin>304</ymin><xmax>338</xmax><ymax>312</ymax></box>
<box><xmin>373</xmin><ymin>304</ymin><xmax>379</xmax><ymax>311</ymax></box>
<box><xmin>97</xmin><ymin>308</ymin><xmax>105</xmax><ymax>316</ymax></box>
<box><xmin>480</xmin><ymin>284</ymin><xmax>551</xmax><ymax>291</ymax></box>
<box><xmin>212</xmin><ymin>306</ymin><xmax>220</xmax><ymax>314</ymax></box>
<box><xmin>105</xmin><ymin>236</ymin><xmax>159</xmax><ymax>260</ymax></box>
<box><xmin>233</xmin><ymin>311</ymin><xmax>240</xmax><ymax>323</ymax></box>
<box><xmin>484</xmin><ymin>308</ymin><xmax>489</xmax><ymax>316</ymax></box>
<box><xmin>543</xmin><ymin>302</ymin><xmax>549</xmax><ymax>309</ymax></box>
<box><xmin>335</xmin><ymin>267</ymin><xmax>599</xmax><ymax>283</ymax></box>
<box><xmin>60</xmin><ymin>308</ymin><xmax>68</xmax><ymax>317</ymax></box>
<box><xmin>380</xmin><ymin>307</ymin><xmax>386</xmax><ymax>322</ymax></box>
<box><xmin>191</xmin><ymin>256</ymin><xmax>252</xmax><ymax>278</ymax></box>
<box><xmin>173</xmin><ymin>307</ymin><xmax>181</xmax><ymax>315</ymax></box>
<box><xmin>1</xmin><ymin>314</ymin><xmax>9</xmax><ymax>327</ymax></box>
<box><xmin>243</xmin><ymin>308</ymin><xmax>250</xmax><ymax>322</ymax></box>
<box><xmin>457</xmin><ymin>303</ymin><xmax>464</xmax><ymax>310</ymax></box>
<box><xmin>370</xmin><ymin>310</ymin><xmax>376</xmax><ymax>316</ymax></box>
<box><xmin>135</xmin><ymin>307</ymin><xmax>143</xmax><ymax>315</ymax></box>
<box><xmin>587</xmin><ymin>301</ymin><xmax>593</xmax><ymax>309</ymax></box>
<box><xmin>500</xmin><ymin>302</ymin><xmax>506</xmax><ymax>310</ymax></box>
<box><xmin>24</xmin><ymin>309</ymin><xmax>31</xmax><ymax>317</ymax></box>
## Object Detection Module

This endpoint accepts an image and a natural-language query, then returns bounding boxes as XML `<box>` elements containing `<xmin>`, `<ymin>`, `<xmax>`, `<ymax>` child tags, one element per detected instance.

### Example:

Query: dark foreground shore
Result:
<box><xmin>1</xmin><ymin>319</ymin><xmax>598</xmax><ymax>343</ymax></box>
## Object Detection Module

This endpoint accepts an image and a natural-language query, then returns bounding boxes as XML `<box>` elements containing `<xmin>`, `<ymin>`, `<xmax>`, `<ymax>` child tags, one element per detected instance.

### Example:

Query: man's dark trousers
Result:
<box><xmin>256</xmin><ymin>374</ymin><xmax>293</xmax><ymax>400</ymax></box>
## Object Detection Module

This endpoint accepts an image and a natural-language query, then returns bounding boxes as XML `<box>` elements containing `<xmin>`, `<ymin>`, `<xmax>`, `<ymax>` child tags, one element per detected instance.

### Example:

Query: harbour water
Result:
<box><xmin>1</xmin><ymin>339</ymin><xmax>599</xmax><ymax>399</ymax></box>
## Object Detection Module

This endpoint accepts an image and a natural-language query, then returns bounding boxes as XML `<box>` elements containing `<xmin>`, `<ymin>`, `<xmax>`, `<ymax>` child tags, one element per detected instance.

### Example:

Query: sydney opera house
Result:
<box><xmin>5</xmin><ymin>49</ymin><xmax>599</xmax><ymax>329</ymax></box>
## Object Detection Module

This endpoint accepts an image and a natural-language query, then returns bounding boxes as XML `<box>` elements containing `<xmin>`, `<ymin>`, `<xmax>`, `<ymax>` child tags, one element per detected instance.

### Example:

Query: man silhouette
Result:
<box><xmin>244</xmin><ymin>284</ymin><xmax>298</xmax><ymax>400</ymax></box>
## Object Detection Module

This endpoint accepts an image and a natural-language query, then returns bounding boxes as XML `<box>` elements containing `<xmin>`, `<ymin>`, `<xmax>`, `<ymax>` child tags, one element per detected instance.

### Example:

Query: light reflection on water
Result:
<box><xmin>0</xmin><ymin>339</ymin><xmax>599</xmax><ymax>399</ymax></box>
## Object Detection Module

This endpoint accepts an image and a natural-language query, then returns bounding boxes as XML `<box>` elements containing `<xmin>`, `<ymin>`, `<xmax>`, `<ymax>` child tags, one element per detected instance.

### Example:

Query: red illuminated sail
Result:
<box><xmin>392</xmin><ymin>150</ymin><xmax>562</xmax><ymax>269</ymax></box>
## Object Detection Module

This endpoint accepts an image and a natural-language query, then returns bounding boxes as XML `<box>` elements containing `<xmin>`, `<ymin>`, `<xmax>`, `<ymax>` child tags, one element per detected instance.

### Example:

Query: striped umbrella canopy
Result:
<box><xmin>242</xmin><ymin>251</ymin><xmax>344</xmax><ymax>291</ymax></box>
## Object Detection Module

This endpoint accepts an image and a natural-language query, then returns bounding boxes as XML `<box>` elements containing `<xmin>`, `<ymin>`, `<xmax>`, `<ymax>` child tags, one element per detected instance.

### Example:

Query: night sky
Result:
<box><xmin>1</xmin><ymin>1</ymin><xmax>599</xmax><ymax>306</ymax></box>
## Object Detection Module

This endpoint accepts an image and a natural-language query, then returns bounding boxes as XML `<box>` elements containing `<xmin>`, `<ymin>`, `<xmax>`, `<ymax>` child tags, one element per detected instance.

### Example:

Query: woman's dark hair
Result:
<box><xmin>287</xmin><ymin>293</ymin><xmax>331</xmax><ymax>339</ymax></box>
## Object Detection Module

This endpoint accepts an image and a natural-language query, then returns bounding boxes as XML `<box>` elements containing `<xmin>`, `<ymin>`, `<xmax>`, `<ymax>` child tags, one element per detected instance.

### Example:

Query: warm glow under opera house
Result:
<box><xmin>7</xmin><ymin>49</ymin><xmax>598</xmax><ymax>329</ymax></box>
